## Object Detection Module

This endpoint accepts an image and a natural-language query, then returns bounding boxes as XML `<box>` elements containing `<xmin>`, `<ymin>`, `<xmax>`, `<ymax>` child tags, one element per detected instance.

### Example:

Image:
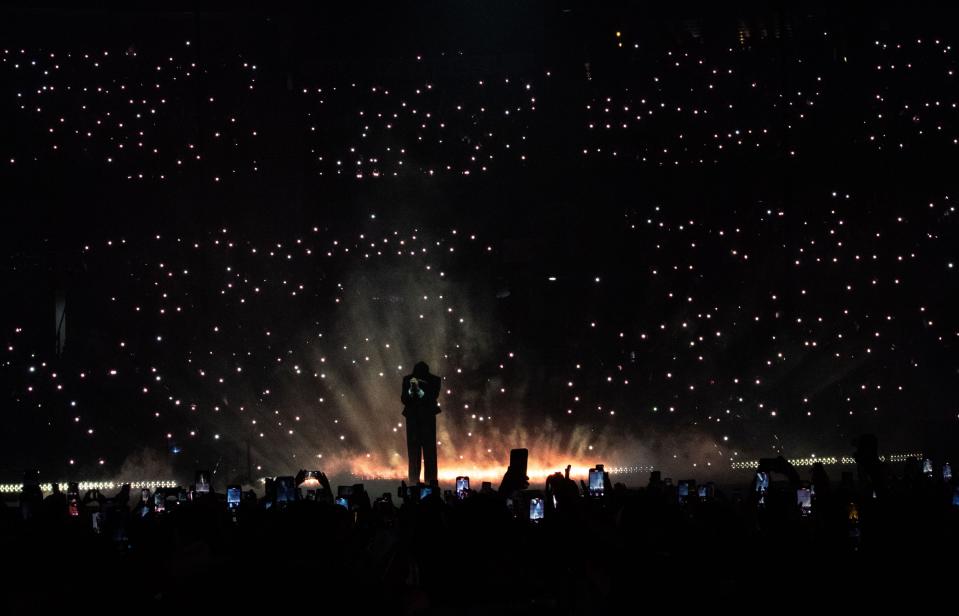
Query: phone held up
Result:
<box><xmin>588</xmin><ymin>465</ymin><xmax>605</xmax><ymax>497</ymax></box>
<box><xmin>455</xmin><ymin>476</ymin><xmax>470</xmax><ymax>498</ymax></box>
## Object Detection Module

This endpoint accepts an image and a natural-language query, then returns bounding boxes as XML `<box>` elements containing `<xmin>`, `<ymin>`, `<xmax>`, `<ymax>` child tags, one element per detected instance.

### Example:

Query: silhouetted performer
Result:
<box><xmin>401</xmin><ymin>361</ymin><xmax>441</xmax><ymax>483</ymax></box>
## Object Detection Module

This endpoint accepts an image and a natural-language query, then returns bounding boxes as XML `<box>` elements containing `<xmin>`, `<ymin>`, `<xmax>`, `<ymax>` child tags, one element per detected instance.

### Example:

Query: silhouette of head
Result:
<box><xmin>854</xmin><ymin>433</ymin><xmax>879</xmax><ymax>464</ymax></box>
<box><xmin>413</xmin><ymin>361</ymin><xmax>430</xmax><ymax>378</ymax></box>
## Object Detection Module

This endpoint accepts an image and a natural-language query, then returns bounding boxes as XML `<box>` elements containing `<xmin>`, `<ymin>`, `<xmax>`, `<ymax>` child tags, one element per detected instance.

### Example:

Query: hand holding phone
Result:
<box><xmin>509</xmin><ymin>449</ymin><xmax>529</xmax><ymax>478</ymax></box>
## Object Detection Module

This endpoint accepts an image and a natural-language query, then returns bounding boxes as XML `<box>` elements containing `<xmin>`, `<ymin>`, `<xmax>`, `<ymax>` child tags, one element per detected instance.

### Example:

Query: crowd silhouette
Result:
<box><xmin>4</xmin><ymin>437</ymin><xmax>958</xmax><ymax>613</ymax></box>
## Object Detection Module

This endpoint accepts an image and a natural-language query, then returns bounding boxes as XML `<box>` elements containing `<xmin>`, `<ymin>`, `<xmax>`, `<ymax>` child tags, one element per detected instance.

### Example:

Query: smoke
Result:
<box><xmin>224</xmin><ymin>242</ymin><xmax>733</xmax><ymax>485</ymax></box>
<box><xmin>65</xmin><ymin>223</ymin><xmax>743</xmax><ymax>490</ymax></box>
<box><xmin>114</xmin><ymin>447</ymin><xmax>177</xmax><ymax>483</ymax></box>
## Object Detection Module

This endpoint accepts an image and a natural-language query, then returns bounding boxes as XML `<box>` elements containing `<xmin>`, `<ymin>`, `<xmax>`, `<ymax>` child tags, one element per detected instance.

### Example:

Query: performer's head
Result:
<box><xmin>413</xmin><ymin>361</ymin><xmax>430</xmax><ymax>378</ymax></box>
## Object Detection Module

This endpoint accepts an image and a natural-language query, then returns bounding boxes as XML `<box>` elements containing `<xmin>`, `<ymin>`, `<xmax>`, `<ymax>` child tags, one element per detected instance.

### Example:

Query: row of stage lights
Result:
<box><xmin>730</xmin><ymin>453</ymin><xmax>924</xmax><ymax>470</ymax></box>
<box><xmin>0</xmin><ymin>480</ymin><xmax>178</xmax><ymax>494</ymax></box>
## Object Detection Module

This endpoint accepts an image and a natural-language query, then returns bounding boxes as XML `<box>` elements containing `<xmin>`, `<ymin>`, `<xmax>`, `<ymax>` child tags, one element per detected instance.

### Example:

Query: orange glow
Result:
<box><xmin>343</xmin><ymin>453</ymin><xmax>601</xmax><ymax>482</ymax></box>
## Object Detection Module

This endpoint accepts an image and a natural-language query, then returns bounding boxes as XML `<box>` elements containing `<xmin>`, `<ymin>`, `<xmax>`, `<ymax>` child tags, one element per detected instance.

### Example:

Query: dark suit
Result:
<box><xmin>401</xmin><ymin>370</ymin><xmax>441</xmax><ymax>483</ymax></box>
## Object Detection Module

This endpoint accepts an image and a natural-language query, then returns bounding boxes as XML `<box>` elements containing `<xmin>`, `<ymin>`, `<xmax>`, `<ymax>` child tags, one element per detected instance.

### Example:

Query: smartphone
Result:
<box><xmin>529</xmin><ymin>497</ymin><xmax>544</xmax><ymax>521</ymax></box>
<box><xmin>456</xmin><ymin>476</ymin><xmax>469</xmax><ymax>497</ymax></box>
<box><xmin>154</xmin><ymin>491</ymin><xmax>166</xmax><ymax>513</ymax></box>
<box><xmin>755</xmin><ymin>471</ymin><xmax>769</xmax><ymax>493</ymax></box>
<box><xmin>943</xmin><ymin>463</ymin><xmax>952</xmax><ymax>482</ymax></box>
<box><xmin>848</xmin><ymin>502</ymin><xmax>860</xmax><ymax>522</ymax></box>
<box><xmin>678</xmin><ymin>481</ymin><xmax>690</xmax><ymax>500</ymax></box>
<box><xmin>952</xmin><ymin>487</ymin><xmax>959</xmax><ymax>507</ymax></box>
<box><xmin>922</xmin><ymin>458</ymin><xmax>934</xmax><ymax>476</ymax></box>
<box><xmin>797</xmin><ymin>488</ymin><xmax>812</xmax><ymax>515</ymax></box>
<box><xmin>298</xmin><ymin>471</ymin><xmax>323</xmax><ymax>490</ymax></box>
<box><xmin>421</xmin><ymin>486</ymin><xmax>433</xmax><ymax>499</ymax></box>
<box><xmin>195</xmin><ymin>470</ymin><xmax>212</xmax><ymax>493</ymax></box>
<box><xmin>227</xmin><ymin>486</ymin><xmax>242</xmax><ymax>509</ymax></box>
<box><xmin>67</xmin><ymin>482</ymin><xmax>80</xmax><ymax>517</ymax></box>
<box><xmin>275</xmin><ymin>476</ymin><xmax>295</xmax><ymax>503</ymax></box>
<box><xmin>697</xmin><ymin>485</ymin><xmax>708</xmax><ymax>499</ymax></box>
<box><xmin>335</xmin><ymin>497</ymin><xmax>349</xmax><ymax>509</ymax></box>
<box><xmin>510</xmin><ymin>448</ymin><xmax>529</xmax><ymax>478</ymax></box>
<box><xmin>588</xmin><ymin>467</ymin><xmax>605</xmax><ymax>497</ymax></box>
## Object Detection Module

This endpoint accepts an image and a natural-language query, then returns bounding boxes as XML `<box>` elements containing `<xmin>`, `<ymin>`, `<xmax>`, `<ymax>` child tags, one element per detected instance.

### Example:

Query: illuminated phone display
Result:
<box><xmin>588</xmin><ymin>469</ymin><xmax>604</xmax><ymax>496</ymax></box>
<box><xmin>529</xmin><ymin>497</ymin><xmax>544</xmax><ymax>521</ymax></box>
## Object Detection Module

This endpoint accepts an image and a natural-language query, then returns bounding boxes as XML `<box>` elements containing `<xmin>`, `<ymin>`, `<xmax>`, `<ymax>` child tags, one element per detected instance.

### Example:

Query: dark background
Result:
<box><xmin>1</xmin><ymin>1</ymin><xmax>957</xmax><ymax>483</ymax></box>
